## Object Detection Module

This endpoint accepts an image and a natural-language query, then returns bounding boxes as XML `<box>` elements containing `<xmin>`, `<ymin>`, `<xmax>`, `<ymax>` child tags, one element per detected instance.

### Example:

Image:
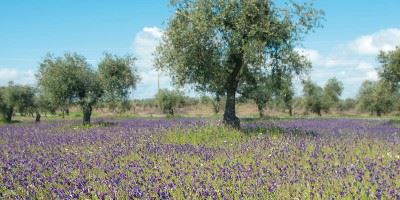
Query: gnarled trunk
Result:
<box><xmin>35</xmin><ymin>112</ymin><xmax>41</xmax><ymax>122</ymax></box>
<box><xmin>257</xmin><ymin>103</ymin><xmax>264</xmax><ymax>118</ymax></box>
<box><xmin>317</xmin><ymin>109</ymin><xmax>322</xmax><ymax>116</ymax></box>
<box><xmin>223</xmin><ymin>52</ymin><xmax>243</xmax><ymax>129</ymax></box>
<box><xmin>224</xmin><ymin>87</ymin><xmax>240</xmax><ymax>128</ymax></box>
<box><xmin>377</xmin><ymin>110</ymin><xmax>382</xmax><ymax>117</ymax></box>
<box><xmin>5</xmin><ymin>108</ymin><xmax>13</xmax><ymax>122</ymax></box>
<box><xmin>83</xmin><ymin>105</ymin><xmax>92</xmax><ymax>125</ymax></box>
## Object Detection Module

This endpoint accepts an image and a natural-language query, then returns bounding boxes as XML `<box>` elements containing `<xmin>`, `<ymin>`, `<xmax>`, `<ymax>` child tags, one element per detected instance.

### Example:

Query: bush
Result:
<box><xmin>155</xmin><ymin>89</ymin><xmax>184</xmax><ymax>116</ymax></box>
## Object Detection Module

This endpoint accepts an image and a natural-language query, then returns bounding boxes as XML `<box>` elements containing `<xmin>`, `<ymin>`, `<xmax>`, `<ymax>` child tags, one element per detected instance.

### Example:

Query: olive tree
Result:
<box><xmin>302</xmin><ymin>80</ymin><xmax>324</xmax><ymax>116</ymax></box>
<box><xmin>276</xmin><ymin>75</ymin><xmax>295</xmax><ymax>116</ymax></box>
<box><xmin>155</xmin><ymin>89</ymin><xmax>184</xmax><ymax>116</ymax></box>
<box><xmin>155</xmin><ymin>0</ymin><xmax>323</xmax><ymax>128</ymax></box>
<box><xmin>98</xmin><ymin>53</ymin><xmax>140</xmax><ymax>113</ymax></box>
<box><xmin>0</xmin><ymin>82</ymin><xmax>36</xmax><ymax>122</ymax></box>
<box><xmin>302</xmin><ymin>78</ymin><xmax>343</xmax><ymax>116</ymax></box>
<box><xmin>37</xmin><ymin>53</ymin><xmax>102</xmax><ymax>125</ymax></box>
<box><xmin>323</xmin><ymin>77</ymin><xmax>343</xmax><ymax>112</ymax></box>
<box><xmin>357</xmin><ymin>80</ymin><xmax>394</xmax><ymax>117</ymax></box>
<box><xmin>378</xmin><ymin>46</ymin><xmax>400</xmax><ymax>88</ymax></box>
<box><xmin>239</xmin><ymin>76</ymin><xmax>273</xmax><ymax>117</ymax></box>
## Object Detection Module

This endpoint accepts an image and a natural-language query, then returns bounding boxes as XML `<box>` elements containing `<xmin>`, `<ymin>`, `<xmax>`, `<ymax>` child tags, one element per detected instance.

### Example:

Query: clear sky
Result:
<box><xmin>0</xmin><ymin>0</ymin><xmax>399</xmax><ymax>98</ymax></box>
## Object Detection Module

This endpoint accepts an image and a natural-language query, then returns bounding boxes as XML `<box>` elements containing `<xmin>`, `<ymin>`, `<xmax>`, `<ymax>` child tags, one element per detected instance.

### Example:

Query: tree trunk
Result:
<box><xmin>35</xmin><ymin>112</ymin><xmax>41</xmax><ymax>122</ymax></box>
<box><xmin>169</xmin><ymin>108</ymin><xmax>174</xmax><ymax>116</ymax></box>
<box><xmin>377</xmin><ymin>110</ymin><xmax>382</xmax><ymax>117</ymax></box>
<box><xmin>289</xmin><ymin>106</ymin><xmax>293</xmax><ymax>117</ymax></box>
<box><xmin>66</xmin><ymin>108</ymin><xmax>69</xmax><ymax>116</ymax></box>
<box><xmin>223</xmin><ymin>52</ymin><xmax>243</xmax><ymax>129</ymax></box>
<box><xmin>213</xmin><ymin>95</ymin><xmax>221</xmax><ymax>114</ymax></box>
<box><xmin>257</xmin><ymin>104</ymin><xmax>264</xmax><ymax>118</ymax></box>
<box><xmin>83</xmin><ymin>105</ymin><xmax>92</xmax><ymax>125</ymax></box>
<box><xmin>5</xmin><ymin>108</ymin><xmax>13</xmax><ymax>122</ymax></box>
<box><xmin>224</xmin><ymin>88</ymin><xmax>240</xmax><ymax>128</ymax></box>
<box><xmin>317</xmin><ymin>109</ymin><xmax>322</xmax><ymax>116</ymax></box>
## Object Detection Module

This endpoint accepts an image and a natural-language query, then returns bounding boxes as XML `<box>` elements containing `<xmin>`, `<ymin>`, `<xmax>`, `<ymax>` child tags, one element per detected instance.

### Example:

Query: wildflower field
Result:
<box><xmin>1</xmin><ymin>118</ymin><xmax>399</xmax><ymax>199</ymax></box>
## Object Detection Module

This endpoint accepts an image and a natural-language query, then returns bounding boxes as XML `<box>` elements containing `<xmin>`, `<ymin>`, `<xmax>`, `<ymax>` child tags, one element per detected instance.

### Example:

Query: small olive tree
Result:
<box><xmin>0</xmin><ymin>82</ymin><xmax>36</xmax><ymax>122</ymax></box>
<box><xmin>323</xmin><ymin>77</ymin><xmax>343</xmax><ymax>111</ymax></box>
<box><xmin>302</xmin><ymin>80</ymin><xmax>325</xmax><ymax>116</ymax></box>
<box><xmin>98</xmin><ymin>53</ymin><xmax>140</xmax><ymax>113</ymax></box>
<box><xmin>155</xmin><ymin>89</ymin><xmax>184</xmax><ymax>116</ymax></box>
<box><xmin>302</xmin><ymin>78</ymin><xmax>343</xmax><ymax>116</ymax></box>
<box><xmin>357</xmin><ymin>80</ymin><xmax>394</xmax><ymax>117</ymax></box>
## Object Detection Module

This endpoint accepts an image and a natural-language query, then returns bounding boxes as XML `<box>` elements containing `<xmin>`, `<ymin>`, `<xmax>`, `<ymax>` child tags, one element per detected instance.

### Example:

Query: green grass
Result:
<box><xmin>163</xmin><ymin>120</ymin><xmax>291</xmax><ymax>146</ymax></box>
<box><xmin>162</xmin><ymin>125</ymin><xmax>268</xmax><ymax>148</ymax></box>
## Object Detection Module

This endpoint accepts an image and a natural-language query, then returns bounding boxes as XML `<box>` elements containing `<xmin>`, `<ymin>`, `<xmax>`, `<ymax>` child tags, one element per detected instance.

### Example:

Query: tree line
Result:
<box><xmin>0</xmin><ymin>53</ymin><xmax>139</xmax><ymax>125</ymax></box>
<box><xmin>1</xmin><ymin>0</ymin><xmax>399</xmax><ymax>127</ymax></box>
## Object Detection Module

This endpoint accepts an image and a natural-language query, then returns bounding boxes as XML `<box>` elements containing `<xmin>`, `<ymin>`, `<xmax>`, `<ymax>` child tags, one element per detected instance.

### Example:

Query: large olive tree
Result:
<box><xmin>156</xmin><ymin>0</ymin><xmax>323</xmax><ymax>128</ymax></box>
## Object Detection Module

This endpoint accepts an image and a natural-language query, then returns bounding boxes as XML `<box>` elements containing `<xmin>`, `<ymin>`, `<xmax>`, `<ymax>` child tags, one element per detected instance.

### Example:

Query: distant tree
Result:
<box><xmin>302</xmin><ymin>80</ymin><xmax>325</xmax><ymax>116</ymax></box>
<box><xmin>239</xmin><ymin>77</ymin><xmax>273</xmax><ymax>117</ymax></box>
<box><xmin>98</xmin><ymin>53</ymin><xmax>140</xmax><ymax>113</ymax></box>
<box><xmin>337</xmin><ymin>98</ymin><xmax>357</xmax><ymax>112</ymax></box>
<box><xmin>155</xmin><ymin>0</ymin><xmax>323</xmax><ymax>128</ymax></box>
<box><xmin>0</xmin><ymin>82</ymin><xmax>36</xmax><ymax>122</ymax></box>
<box><xmin>275</xmin><ymin>74</ymin><xmax>295</xmax><ymax>116</ymax></box>
<box><xmin>155</xmin><ymin>89</ymin><xmax>185</xmax><ymax>116</ymax></box>
<box><xmin>322</xmin><ymin>77</ymin><xmax>343</xmax><ymax>112</ymax></box>
<box><xmin>211</xmin><ymin>94</ymin><xmax>225</xmax><ymax>114</ymax></box>
<box><xmin>37</xmin><ymin>53</ymin><xmax>103</xmax><ymax>125</ymax></box>
<box><xmin>357</xmin><ymin>80</ymin><xmax>394</xmax><ymax>117</ymax></box>
<box><xmin>302</xmin><ymin>78</ymin><xmax>343</xmax><ymax>116</ymax></box>
<box><xmin>200</xmin><ymin>95</ymin><xmax>212</xmax><ymax>105</ymax></box>
<box><xmin>378</xmin><ymin>46</ymin><xmax>400</xmax><ymax>88</ymax></box>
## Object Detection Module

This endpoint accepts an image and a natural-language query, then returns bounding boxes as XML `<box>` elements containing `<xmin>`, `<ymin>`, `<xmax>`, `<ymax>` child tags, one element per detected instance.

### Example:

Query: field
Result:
<box><xmin>1</xmin><ymin>117</ymin><xmax>399</xmax><ymax>199</ymax></box>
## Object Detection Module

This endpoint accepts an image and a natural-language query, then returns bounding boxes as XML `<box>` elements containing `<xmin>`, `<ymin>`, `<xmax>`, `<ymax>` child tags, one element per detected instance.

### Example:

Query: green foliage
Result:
<box><xmin>239</xmin><ymin>76</ymin><xmax>273</xmax><ymax>117</ymax></box>
<box><xmin>337</xmin><ymin>98</ymin><xmax>357</xmax><ymax>112</ymax></box>
<box><xmin>155</xmin><ymin>89</ymin><xmax>185</xmax><ymax>116</ymax></box>
<box><xmin>378</xmin><ymin>46</ymin><xmax>400</xmax><ymax>88</ymax></box>
<box><xmin>302</xmin><ymin>78</ymin><xmax>343</xmax><ymax>116</ymax></box>
<box><xmin>37</xmin><ymin>53</ymin><xmax>103</xmax><ymax>124</ymax></box>
<box><xmin>98</xmin><ymin>53</ymin><xmax>140</xmax><ymax>112</ymax></box>
<box><xmin>302</xmin><ymin>80</ymin><xmax>325</xmax><ymax>116</ymax></box>
<box><xmin>156</xmin><ymin>0</ymin><xmax>323</xmax><ymax>127</ymax></box>
<box><xmin>0</xmin><ymin>82</ymin><xmax>36</xmax><ymax>122</ymax></box>
<box><xmin>357</xmin><ymin>80</ymin><xmax>394</xmax><ymax>116</ymax></box>
<box><xmin>323</xmin><ymin>77</ymin><xmax>343</xmax><ymax>110</ymax></box>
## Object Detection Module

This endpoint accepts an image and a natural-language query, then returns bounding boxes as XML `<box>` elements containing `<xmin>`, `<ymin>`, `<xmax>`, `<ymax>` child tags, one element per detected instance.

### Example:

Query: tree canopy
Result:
<box><xmin>156</xmin><ymin>0</ymin><xmax>323</xmax><ymax>128</ymax></box>
<box><xmin>302</xmin><ymin>78</ymin><xmax>343</xmax><ymax>116</ymax></box>
<box><xmin>98</xmin><ymin>53</ymin><xmax>140</xmax><ymax>112</ymax></box>
<box><xmin>0</xmin><ymin>82</ymin><xmax>36</xmax><ymax>122</ymax></box>
<box><xmin>37</xmin><ymin>53</ymin><xmax>139</xmax><ymax>125</ymax></box>
<box><xmin>155</xmin><ymin>89</ymin><xmax>185</xmax><ymax>116</ymax></box>
<box><xmin>357</xmin><ymin>80</ymin><xmax>394</xmax><ymax>117</ymax></box>
<box><xmin>378</xmin><ymin>46</ymin><xmax>400</xmax><ymax>88</ymax></box>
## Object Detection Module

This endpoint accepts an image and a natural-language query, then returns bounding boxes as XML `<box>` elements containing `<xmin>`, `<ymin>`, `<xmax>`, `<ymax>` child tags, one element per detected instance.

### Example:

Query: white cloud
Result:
<box><xmin>0</xmin><ymin>68</ymin><xmax>36</xmax><ymax>86</ymax></box>
<box><xmin>132</xmin><ymin>26</ymin><xmax>173</xmax><ymax>99</ymax></box>
<box><xmin>348</xmin><ymin>28</ymin><xmax>400</xmax><ymax>55</ymax></box>
<box><xmin>299</xmin><ymin>28</ymin><xmax>400</xmax><ymax>98</ymax></box>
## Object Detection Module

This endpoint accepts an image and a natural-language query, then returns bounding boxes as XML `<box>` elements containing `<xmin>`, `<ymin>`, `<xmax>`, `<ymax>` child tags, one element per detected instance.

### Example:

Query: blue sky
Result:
<box><xmin>0</xmin><ymin>0</ymin><xmax>399</xmax><ymax>98</ymax></box>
